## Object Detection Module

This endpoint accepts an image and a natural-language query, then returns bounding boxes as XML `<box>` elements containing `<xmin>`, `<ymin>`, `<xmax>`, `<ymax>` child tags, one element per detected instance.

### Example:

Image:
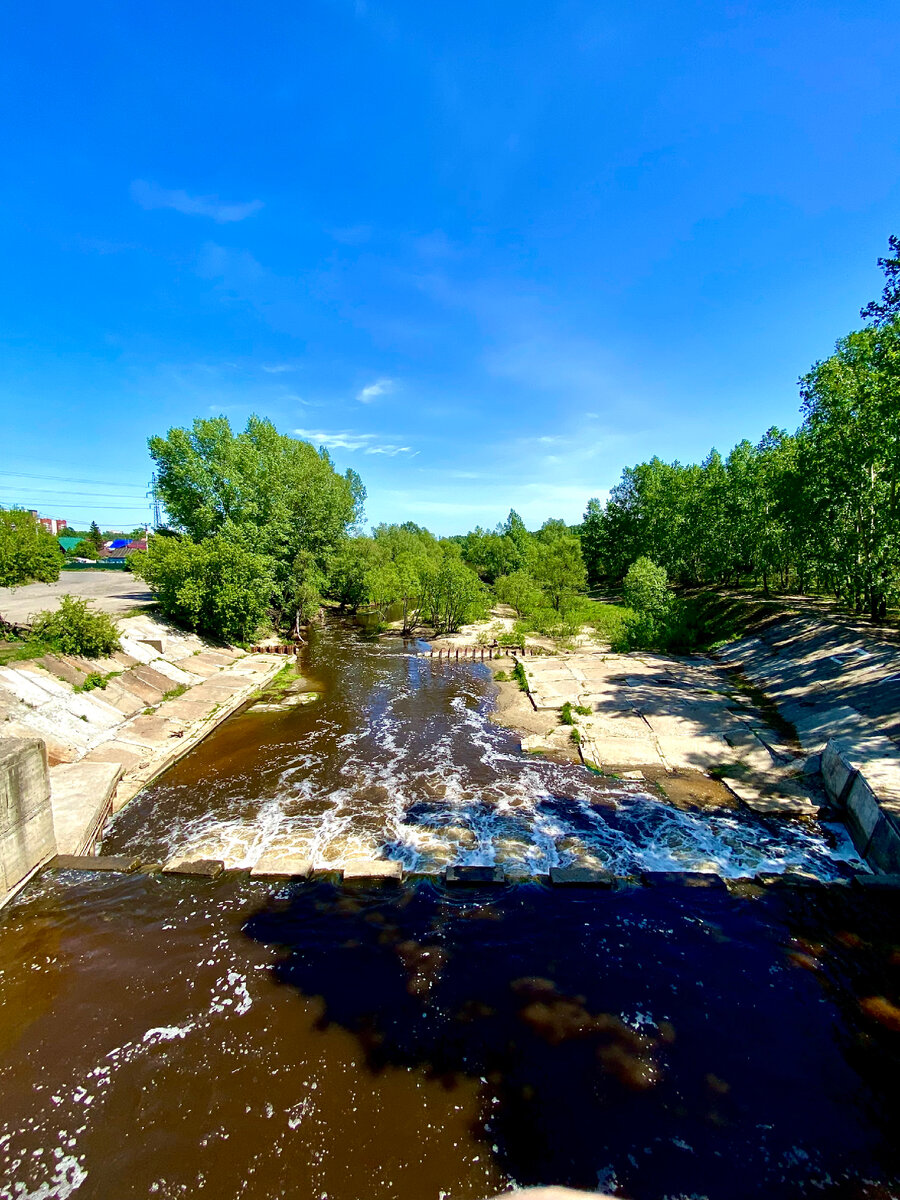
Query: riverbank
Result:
<box><xmin>0</xmin><ymin>612</ymin><xmax>283</xmax><ymax>879</ymax></box>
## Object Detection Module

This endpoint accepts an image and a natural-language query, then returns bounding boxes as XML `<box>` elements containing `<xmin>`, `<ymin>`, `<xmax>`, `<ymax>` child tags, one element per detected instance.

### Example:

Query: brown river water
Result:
<box><xmin>2</xmin><ymin>619</ymin><xmax>899</xmax><ymax>1200</ymax></box>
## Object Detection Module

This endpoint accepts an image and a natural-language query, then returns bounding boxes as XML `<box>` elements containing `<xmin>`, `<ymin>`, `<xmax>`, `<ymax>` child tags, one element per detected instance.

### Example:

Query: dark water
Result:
<box><xmin>101</xmin><ymin>620</ymin><xmax>858</xmax><ymax>878</ymax></box>
<box><xmin>2</xmin><ymin>871</ymin><xmax>900</xmax><ymax>1199</ymax></box>
<box><xmin>3</xmin><ymin>619</ymin><xmax>897</xmax><ymax>1200</ymax></box>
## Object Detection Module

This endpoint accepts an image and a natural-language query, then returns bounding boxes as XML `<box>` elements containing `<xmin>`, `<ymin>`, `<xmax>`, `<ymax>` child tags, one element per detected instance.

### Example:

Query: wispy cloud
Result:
<box><xmin>261</xmin><ymin>363</ymin><xmax>295</xmax><ymax>374</ymax></box>
<box><xmin>295</xmin><ymin>428</ymin><xmax>413</xmax><ymax>456</ymax></box>
<box><xmin>356</xmin><ymin>377</ymin><xmax>394</xmax><ymax>403</ymax></box>
<box><xmin>131</xmin><ymin>180</ymin><xmax>263</xmax><ymax>223</ymax></box>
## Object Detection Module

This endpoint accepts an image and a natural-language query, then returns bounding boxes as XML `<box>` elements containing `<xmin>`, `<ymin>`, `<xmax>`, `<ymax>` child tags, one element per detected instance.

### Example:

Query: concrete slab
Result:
<box><xmin>49</xmin><ymin>760</ymin><xmax>123</xmax><ymax>855</ymax></box>
<box><xmin>249</xmin><ymin>851</ymin><xmax>312</xmax><ymax>879</ymax></box>
<box><xmin>642</xmin><ymin>871</ymin><xmax>726</xmax><ymax>888</ymax></box>
<box><xmin>655</xmin><ymin>734</ymin><xmax>734</xmax><ymax>770</ymax></box>
<box><xmin>116</xmin><ymin>715</ymin><xmax>185</xmax><ymax>749</ymax></box>
<box><xmin>724</xmin><ymin>778</ymin><xmax>817</xmax><ymax>816</ymax></box>
<box><xmin>549</xmin><ymin>866</ymin><xmax>616</xmax><ymax>887</ymax></box>
<box><xmin>445</xmin><ymin>865</ymin><xmax>505</xmax><ymax>885</ymax></box>
<box><xmin>51</xmin><ymin>854</ymin><xmax>141</xmax><ymax>872</ymax></box>
<box><xmin>83</xmin><ymin>742</ymin><xmax>149</xmax><ymax>770</ymax></box>
<box><xmin>584</xmin><ymin>736</ymin><xmax>663</xmax><ymax>768</ymax></box>
<box><xmin>342</xmin><ymin>858</ymin><xmax>403</xmax><ymax>882</ymax></box>
<box><xmin>162</xmin><ymin>858</ymin><xmax>224</xmax><ymax>877</ymax></box>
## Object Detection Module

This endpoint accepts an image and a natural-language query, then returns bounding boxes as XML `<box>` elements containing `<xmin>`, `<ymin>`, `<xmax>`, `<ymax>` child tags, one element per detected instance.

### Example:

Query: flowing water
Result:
<box><xmin>3</xmin><ymin>619</ymin><xmax>899</xmax><ymax>1200</ymax></box>
<box><xmin>100</xmin><ymin>619</ymin><xmax>857</xmax><ymax>879</ymax></box>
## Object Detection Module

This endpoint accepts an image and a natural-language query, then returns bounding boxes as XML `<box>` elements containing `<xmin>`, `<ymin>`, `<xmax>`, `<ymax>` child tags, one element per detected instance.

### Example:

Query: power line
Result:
<box><xmin>1</xmin><ymin>471</ymin><xmax>148</xmax><ymax>490</ymax></box>
<box><xmin>0</xmin><ymin>489</ymin><xmax>152</xmax><ymax>501</ymax></box>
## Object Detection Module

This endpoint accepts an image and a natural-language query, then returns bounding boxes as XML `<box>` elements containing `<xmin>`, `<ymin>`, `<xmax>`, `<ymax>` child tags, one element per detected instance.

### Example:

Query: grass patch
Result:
<box><xmin>512</xmin><ymin>660</ymin><xmax>528</xmax><ymax>692</ymax></box>
<box><xmin>493</xmin><ymin>669</ymin><xmax>510</xmax><ymax>682</ymax></box>
<box><xmin>161</xmin><ymin>683</ymin><xmax>188</xmax><ymax>702</ymax></box>
<box><xmin>0</xmin><ymin>636</ymin><xmax>52</xmax><ymax>667</ymax></box>
<box><xmin>74</xmin><ymin>669</ymin><xmax>122</xmax><ymax>693</ymax></box>
<box><xmin>560</xmin><ymin>701</ymin><xmax>575</xmax><ymax>725</ymax></box>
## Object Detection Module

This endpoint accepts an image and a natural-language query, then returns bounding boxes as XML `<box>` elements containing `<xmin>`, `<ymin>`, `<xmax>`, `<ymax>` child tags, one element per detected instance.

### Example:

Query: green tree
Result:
<box><xmin>495</xmin><ymin>570</ymin><xmax>543</xmax><ymax>618</ymax></box>
<box><xmin>87</xmin><ymin>521</ymin><xmax>105</xmax><ymax>555</ymax></box>
<box><xmin>420</xmin><ymin>550</ymin><xmax>487</xmax><ymax>634</ymax></box>
<box><xmin>799</xmin><ymin>318</ymin><xmax>900</xmax><ymax>619</ymax></box>
<box><xmin>0</xmin><ymin>509</ymin><xmax>62</xmax><ymax>587</ymax></box>
<box><xmin>530</xmin><ymin>522</ymin><xmax>587</xmax><ymax>611</ymax></box>
<box><xmin>131</xmin><ymin>536</ymin><xmax>273</xmax><ymax>643</ymax></box>
<box><xmin>149</xmin><ymin>415</ymin><xmax>363</xmax><ymax>609</ymax></box>
<box><xmin>623</xmin><ymin>556</ymin><xmax>671</xmax><ymax>618</ymax></box>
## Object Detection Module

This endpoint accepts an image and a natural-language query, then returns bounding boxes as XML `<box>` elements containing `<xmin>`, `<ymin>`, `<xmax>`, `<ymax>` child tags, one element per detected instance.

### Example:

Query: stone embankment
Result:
<box><xmin>0</xmin><ymin>613</ymin><xmax>281</xmax><ymax>899</ymax></box>
<box><xmin>519</xmin><ymin>650</ymin><xmax>819</xmax><ymax>816</ymax></box>
<box><xmin>715</xmin><ymin>617</ymin><xmax>900</xmax><ymax>872</ymax></box>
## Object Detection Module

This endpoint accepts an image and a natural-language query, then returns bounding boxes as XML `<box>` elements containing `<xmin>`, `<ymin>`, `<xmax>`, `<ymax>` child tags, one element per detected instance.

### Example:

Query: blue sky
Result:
<box><xmin>1</xmin><ymin>0</ymin><xmax>898</xmax><ymax>533</ymax></box>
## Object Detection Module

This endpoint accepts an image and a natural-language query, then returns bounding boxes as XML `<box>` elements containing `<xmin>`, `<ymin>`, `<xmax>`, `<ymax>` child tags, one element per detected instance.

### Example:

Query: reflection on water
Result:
<box><xmin>2</xmin><ymin>871</ymin><xmax>900</xmax><ymax>1200</ymax></box>
<box><xmin>102</xmin><ymin>620</ymin><xmax>858</xmax><ymax>879</ymax></box>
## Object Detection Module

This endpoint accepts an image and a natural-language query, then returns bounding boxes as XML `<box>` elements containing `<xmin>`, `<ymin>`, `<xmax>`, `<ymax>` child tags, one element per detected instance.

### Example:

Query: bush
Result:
<box><xmin>31</xmin><ymin>596</ymin><xmax>121</xmax><ymax>657</ymax></box>
<box><xmin>131</xmin><ymin>536</ymin><xmax>272</xmax><ymax>644</ymax></box>
<box><xmin>560</xmin><ymin>701</ymin><xmax>575</xmax><ymax>725</ymax></box>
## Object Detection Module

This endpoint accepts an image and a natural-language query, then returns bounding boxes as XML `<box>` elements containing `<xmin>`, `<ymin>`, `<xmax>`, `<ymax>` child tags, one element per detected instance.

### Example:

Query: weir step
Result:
<box><xmin>51</xmin><ymin>855</ymin><xmax>141</xmax><ymax>873</ymax></box>
<box><xmin>161</xmin><ymin>858</ymin><xmax>224</xmax><ymax>878</ymax></box>
<box><xmin>445</xmin><ymin>865</ymin><xmax>506</xmax><ymax>885</ymax></box>
<box><xmin>549</xmin><ymin>867</ymin><xmax>616</xmax><ymax>887</ymax></box>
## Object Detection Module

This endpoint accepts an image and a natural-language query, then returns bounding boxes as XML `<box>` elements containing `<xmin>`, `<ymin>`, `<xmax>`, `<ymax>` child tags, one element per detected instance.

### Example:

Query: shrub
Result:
<box><xmin>131</xmin><ymin>535</ymin><xmax>272</xmax><ymax>644</ymax></box>
<box><xmin>560</xmin><ymin>701</ymin><xmax>575</xmax><ymax>725</ymax></box>
<box><xmin>512</xmin><ymin>660</ymin><xmax>528</xmax><ymax>691</ymax></box>
<box><xmin>31</xmin><ymin>596</ymin><xmax>121</xmax><ymax>657</ymax></box>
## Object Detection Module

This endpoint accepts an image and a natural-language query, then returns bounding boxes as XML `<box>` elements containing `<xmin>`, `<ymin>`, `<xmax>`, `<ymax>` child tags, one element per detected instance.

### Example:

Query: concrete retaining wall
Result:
<box><xmin>822</xmin><ymin>739</ymin><xmax>900</xmax><ymax>873</ymax></box>
<box><xmin>0</xmin><ymin>738</ymin><xmax>57</xmax><ymax>902</ymax></box>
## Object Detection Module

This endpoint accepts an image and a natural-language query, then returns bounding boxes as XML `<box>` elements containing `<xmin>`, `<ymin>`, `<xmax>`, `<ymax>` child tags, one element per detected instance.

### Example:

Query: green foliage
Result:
<box><xmin>574</xmin><ymin>703</ymin><xmax>591</xmax><ymax>716</ymax></box>
<box><xmin>147</xmin><ymin>414</ymin><xmax>364</xmax><ymax>634</ymax></box>
<box><xmin>420</xmin><ymin>550</ymin><xmax>488</xmax><ymax>634</ymax></box>
<box><xmin>30</xmin><ymin>596</ymin><xmax>122</xmax><ymax>658</ymax></box>
<box><xmin>623</xmin><ymin>557</ymin><xmax>671</xmax><ymax>618</ymax></box>
<box><xmin>0</xmin><ymin>509</ymin><xmax>62</xmax><ymax>587</ymax></box>
<box><xmin>494</xmin><ymin>570</ymin><xmax>543</xmax><ymax>618</ymax></box>
<box><xmin>559</xmin><ymin>701</ymin><xmax>575</xmax><ymax>725</ymax></box>
<box><xmin>579</xmin><ymin>240</ymin><xmax>900</xmax><ymax>622</ymax></box>
<box><xmin>131</xmin><ymin>536</ymin><xmax>272</xmax><ymax>644</ymax></box>
<box><xmin>493</xmin><ymin>669</ymin><xmax>510</xmax><ymax>681</ymax></box>
<box><xmin>161</xmin><ymin>683</ymin><xmax>188</xmax><ymax>702</ymax></box>
<box><xmin>570</xmin><ymin>727</ymin><xmax>581</xmax><ymax>746</ymax></box>
<box><xmin>74</xmin><ymin>670</ymin><xmax>121</xmax><ymax>693</ymax></box>
<box><xmin>529</xmin><ymin>522</ymin><xmax>587</xmax><ymax>612</ymax></box>
<box><xmin>512</xmin><ymin>660</ymin><xmax>528</xmax><ymax>691</ymax></box>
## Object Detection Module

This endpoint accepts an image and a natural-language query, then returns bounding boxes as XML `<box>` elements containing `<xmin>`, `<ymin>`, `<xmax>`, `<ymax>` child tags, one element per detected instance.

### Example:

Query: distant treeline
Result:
<box><xmin>578</xmin><ymin>238</ymin><xmax>900</xmax><ymax>621</ymax></box>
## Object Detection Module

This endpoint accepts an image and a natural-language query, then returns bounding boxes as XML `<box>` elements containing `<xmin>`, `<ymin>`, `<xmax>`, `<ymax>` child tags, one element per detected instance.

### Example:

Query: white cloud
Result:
<box><xmin>294</xmin><ymin>428</ymin><xmax>413</xmax><ymax>456</ymax></box>
<box><xmin>131</xmin><ymin>180</ymin><xmax>263</xmax><ymax>223</ymax></box>
<box><xmin>261</xmin><ymin>363</ymin><xmax>295</xmax><ymax>374</ymax></box>
<box><xmin>356</xmin><ymin>377</ymin><xmax>394</xmax><ymax>403</ymax></box>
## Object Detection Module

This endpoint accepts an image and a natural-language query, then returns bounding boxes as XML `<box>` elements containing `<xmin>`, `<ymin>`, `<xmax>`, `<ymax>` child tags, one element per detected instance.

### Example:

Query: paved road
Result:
<box><xmin>0</xmin><ymin>571</ymin><xmax>154</xmax><ymax>622</ymax></box>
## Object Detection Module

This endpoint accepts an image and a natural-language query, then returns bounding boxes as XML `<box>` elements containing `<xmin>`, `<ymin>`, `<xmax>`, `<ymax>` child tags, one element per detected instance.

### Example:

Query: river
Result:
<box><xmin>2</xmin><ymin>619</ymin><xmax>899</xmax><ymax>1200</ymax></box>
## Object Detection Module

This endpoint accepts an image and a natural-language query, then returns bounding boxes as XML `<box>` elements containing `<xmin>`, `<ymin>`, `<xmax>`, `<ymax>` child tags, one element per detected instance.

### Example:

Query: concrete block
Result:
<box><xmin>822</xmin><ymin>740</ymin><xmax>854</xmax><ymax>802</ymax></box>
<box><xmin>249</xmin><ymin>852</ymin><xmax>312</xmax><ymax>879</ymax></box>
<box><xmin>51</xmin><ymin>854</ymin><xmax>141</xmax><ymax>872</ymax></box>
<box><xmin>549</xmin><ymin>866</ymin><xmax>616</xmax><ymax>887</ymax></box>
<box><xmin>853</xmin><ymin>873</ymin><xmax>900</xmax><ymax>890</ymax></box>
<box><xmin>0</xmin><ymin>738</ymin><xmax>56</xmax><ymax>899</ymax></box>
<box><xmin>49</xmin><ymin>761</ymin><xmax>123</xmax><ymax>856</ymax></box>
<box><xmin>865</xmin><ymin>816</ymin><xmax>900</xmax><ymax>875</ymax></box>
<box><xmin>445</xmin><ymin>865</ymin><xmax>505</xmax><ymax>885</ymax></box>
<box><xmin>342</xmin><ymin>858</ymin><xmax>403</xmax><ymax>882</ymax></box>
<box><xmin>845</xmin><ymin>775</ymin><xmax>883</xmax><ymax>845</ymax></box>
<box><xmin>641</xmin><ymin>871</ymin><xmax>726</xmax><ymax>888</ymax></box>
<box><xmin>162</xmin><ymin>858</ymin><xmax>224</xmax><ymax>877</ymax></box>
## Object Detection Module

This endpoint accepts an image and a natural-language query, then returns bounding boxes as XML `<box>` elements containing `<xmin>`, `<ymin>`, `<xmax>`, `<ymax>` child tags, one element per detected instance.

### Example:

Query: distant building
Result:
<box><xmin>28</xmin><ymin>510</ymin><xmax>67</xmax><ymax>536</ymax></box>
